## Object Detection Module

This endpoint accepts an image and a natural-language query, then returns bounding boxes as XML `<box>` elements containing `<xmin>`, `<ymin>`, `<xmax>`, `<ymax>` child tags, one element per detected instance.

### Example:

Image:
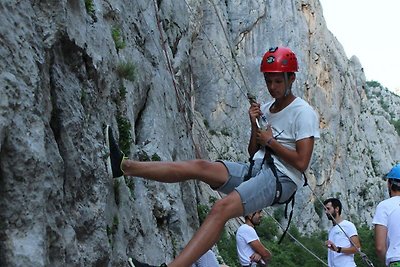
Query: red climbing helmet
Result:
<box><xmin>260</xmin><ymin>46</ymin><xmax>298</xmax><ymax>73</ymax></box>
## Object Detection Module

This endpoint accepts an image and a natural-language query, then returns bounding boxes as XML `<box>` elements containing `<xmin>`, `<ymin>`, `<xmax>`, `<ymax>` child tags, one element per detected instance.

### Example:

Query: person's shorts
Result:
<box><xmin>216</xmin><ymin>159</ymin><xmax>297</xmax><ymax>216</ymax></box>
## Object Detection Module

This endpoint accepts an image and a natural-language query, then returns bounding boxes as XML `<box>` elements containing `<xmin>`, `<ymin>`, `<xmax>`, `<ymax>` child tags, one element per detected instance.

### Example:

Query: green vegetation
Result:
<box><xmin>356</xmin><ymin>224</ymin><xmax>383</xmax><ymax>266</ymax></box>
<box><xmin>111</xmin><ymin>27</ymin><xmax>126</xmax><ymax>51</ymax></box>
<box><xmin>137</xmin><ymin>151</ymin><xmax>151</xmax><ymax>161</ymax></box>
<box><xmin>366</xmin><ymin>80</ymin><xmax>381</xmax><ymax>88</ymax></box>
<box><xmin>390</xmin><ymin>119</ymin><xmax>400</xmax><ymax>136</ymax></box>
<box><xmin>256</xmin><ymin>216</ymin><xmax>279</xmax><ymax>240</ymax></box>
<box><xmin>116</xmin><ymin>114</ymin><xmax>132</xmax><ymax>156</ymax></box>
<box><xmin>151</xmin><ymin>153</ymin><xmax>161</xmax><ymax>161</ymax></box>
<box><xmin>197</xmin><ymin>204</ymin><xmax>209</xmax><ymax>224</ymax></box>
<box><xmin>195</xmin><ymin>192</ymin><xmax>382</xmax><ymax>266</ymax></box>
<box><xmin>273</xmin><ymin>207</ymin><xmax>285</xmax><ymax>222</ymax></box>
<box><xmin>264</xmin><ymin>226</ymin><xmax>328</xmax><ymax>267</ymax></box>
<box><xmin>212</xmin><ymin>216</ymin><xmax>384</xmax><ymax>267</ymax></box>
<box><xmin>119</xmin><ymin>84</ymin><xmax>127</xmax><ymax>100</ymax></box>
<box><xmin>106</xmin><ymin>215</ymin><xmax>119</xmax><ymax>247</ymax></box>
<box><xmin>171</xmin><ymin>236</ymin><xmax>178</xmax><ymax>258</ymax></box>
<box><xmin>314</xmin><ymin>200</ymin><xmax>323</xmax><ymax>218</ymax></box>
<box><xmin>209</xmin><ymin>196</ymin><xmax>218</xmax><ymax>204</ymax></box>
<box><xmin>125</xmin><ymin>177</ymin><xmax>135</xmax><ymax>198</ymax></box>
<box><xmin>217</xmin><ymin>231</ymin><xmax>238</xmax><ymax>267</ymax></box>
<box><xmin>134</xmin><ymin>151</ymin><xmax>162</xmax><ymax>162</ymax></box>
<box><xmin>84</xmin><ymin>0</ymin><xmax>95</xmax><ymax>16</ymax></box>
<box><xmin>379</xmin><ymin>98</ymin><xmax>390</xmax><ymax>112</ymax></box>
<box><xmin>116</xmin><ymin>61</ymin><xmax>136</xmax><ymax>81</ymax></box>
<box><xmin>358</xmin><ymin>186</ymin><xmax>369</xmax><ymax>200</ymax></box>
<box><xmin>114</xmin><ymin>61</ymin><xmax>134</xmax><ymax>160</ymax></box>
<box><xmin>80</xmin><ymin>89</ymin><xmax>87</xmax><ymax>105</ymax></box>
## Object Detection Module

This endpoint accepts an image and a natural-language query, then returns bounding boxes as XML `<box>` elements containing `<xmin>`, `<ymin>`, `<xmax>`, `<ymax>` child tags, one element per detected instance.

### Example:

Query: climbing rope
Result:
<box><xmin>263</xmin><ymin>209</ymin><xmax>329</xmax><ymax>266</ymax></box>
<box><xmin>133</xmin><ymin>0</ymin><xmax>227</xmax><ymax>158</ymax></box>
<box><xmin>152</xmin><ymin>0</ymin><xmax>185</xmax><ymax>113</ymax></box>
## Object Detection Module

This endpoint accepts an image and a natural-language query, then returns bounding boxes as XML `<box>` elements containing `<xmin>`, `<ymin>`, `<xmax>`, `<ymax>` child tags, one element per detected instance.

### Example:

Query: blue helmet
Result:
<box><xmin>385</xmin><ymin>163</ymin><xmax>400</xmax><ymax>180</ymax></box>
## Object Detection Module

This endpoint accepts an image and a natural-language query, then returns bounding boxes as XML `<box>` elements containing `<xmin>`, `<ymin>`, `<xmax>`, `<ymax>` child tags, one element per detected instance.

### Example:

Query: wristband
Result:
<box><xmin>337</xmin><ymin>247</ymin><xmax>342</xmax><ymax>253</ymax></box>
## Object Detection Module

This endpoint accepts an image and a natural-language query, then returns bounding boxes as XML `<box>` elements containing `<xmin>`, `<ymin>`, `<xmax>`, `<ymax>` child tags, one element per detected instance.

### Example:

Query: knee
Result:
<box><xmin>209</xmin><ymin>196</ymin><xmax>241</xmax><ymax>221</ymax></box>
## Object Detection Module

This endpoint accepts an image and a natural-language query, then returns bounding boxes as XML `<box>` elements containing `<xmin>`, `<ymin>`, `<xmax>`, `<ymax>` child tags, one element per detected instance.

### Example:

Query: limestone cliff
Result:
<box><xmin>0</xmin><ymin>0</ymin><xmax>399</xmax><ymax>266</ymax></box>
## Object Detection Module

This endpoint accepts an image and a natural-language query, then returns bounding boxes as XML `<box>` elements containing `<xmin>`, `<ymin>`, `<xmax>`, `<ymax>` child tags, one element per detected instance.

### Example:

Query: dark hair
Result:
<box><xmin>323</xmin><ymin>198</ymin><xmax>342</xmax><ymax>215</ymax></box>
<box><xmin>389</xmin><ymin>179</ymin><xmax>400</xmax><ymax>192</ymax></box>
<box><xmin>245</xmin><ymin>210</ymin><xmax>262</xmax><ymax>220</ymax></box>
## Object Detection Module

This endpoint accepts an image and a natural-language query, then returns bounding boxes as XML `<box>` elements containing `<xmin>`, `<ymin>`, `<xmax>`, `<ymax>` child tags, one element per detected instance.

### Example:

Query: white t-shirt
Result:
<box><xmin>372</xmin><ymin>196</ymin><xmax>400</xmax><ymax>266</ymax></box>
<box><xmin>236</xmin><ymin>224</ymin><xmax>259</xmax><ymax>265</ymax></box>
<box><xmin>255</xmin><ymin>97</ymin><xmax>320</xmax><ymax>188</ymax></box>
<box><xmin>191</xmin><ymin>249</ymin><xmax>220</xmax><ymax>267</ymax></box>
<box><xmin>327</xmin><ymin>220</ymin><xmax>358</xmax><ymax>267</ymax></box>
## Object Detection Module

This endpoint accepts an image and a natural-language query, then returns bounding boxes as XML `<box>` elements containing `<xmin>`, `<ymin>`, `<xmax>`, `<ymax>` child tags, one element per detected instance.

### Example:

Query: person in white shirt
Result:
<box><xmin>236</xmin><ymin>210</ymin><xmax>271</xmax><ymax>266</ymax></box>
<box><xmin>324</xmin><ymin>198</ymin><xmax>361</xmax><ymax>267</ymax></box>
<box><xmin>372</xmin><ymin>163</ymin><xmax>400</xmax><ymax>267</ymax></box>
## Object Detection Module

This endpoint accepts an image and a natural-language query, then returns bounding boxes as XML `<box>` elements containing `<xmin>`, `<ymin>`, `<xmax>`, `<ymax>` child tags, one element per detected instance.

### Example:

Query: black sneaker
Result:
<box><xmin>105</xmin><ymin>125</ymin><xmax>125</xmax><ymax>178</ymax></box>
<box><xmin>127</xmin><ymin>257</ymin><xmax>167</xmax><ymax>267</ymax></box>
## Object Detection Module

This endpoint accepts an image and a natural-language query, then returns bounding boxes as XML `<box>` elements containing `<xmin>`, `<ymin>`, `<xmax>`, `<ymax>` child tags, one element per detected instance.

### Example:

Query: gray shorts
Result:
<box><xmin>216</xmin><ymin>159</ymin><xmax>297</xmax><ymax>216</ymax></box>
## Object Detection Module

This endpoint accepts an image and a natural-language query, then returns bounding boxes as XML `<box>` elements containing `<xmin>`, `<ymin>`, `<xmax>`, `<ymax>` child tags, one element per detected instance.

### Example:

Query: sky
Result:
<box><xmin>319</xmin><ymin>0</ymin><xmax>400</xmax><ymax>93</ymax></box>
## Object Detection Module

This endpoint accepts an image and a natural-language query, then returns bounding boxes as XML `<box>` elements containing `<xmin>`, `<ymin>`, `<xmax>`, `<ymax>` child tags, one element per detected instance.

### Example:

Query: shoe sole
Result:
<box><xmin>105</xmin><ymin>125</ymin><xmax>118</xmax><ymax>178</ymax></box>
<box><xmin>127</xmin><ymin>257</ymin><xmax>136</xmax><ymax>267</ymax></box>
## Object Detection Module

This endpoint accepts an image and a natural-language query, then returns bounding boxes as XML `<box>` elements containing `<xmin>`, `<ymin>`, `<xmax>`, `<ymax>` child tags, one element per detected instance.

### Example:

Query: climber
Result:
<box><xmin>372</xmin><ymin>163</ymin><xmax>400</xmax><ymax>267</ymax></box>
<box><xmin>106</xmin><ymin>46</ymin><xmax>320</xmax><ymax>267</ymax></box>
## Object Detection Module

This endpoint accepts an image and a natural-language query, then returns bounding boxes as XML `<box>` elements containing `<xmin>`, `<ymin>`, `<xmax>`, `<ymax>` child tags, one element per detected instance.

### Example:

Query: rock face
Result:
<box><xmin>0</xmin><ymin>0</ymin><xmax>399</xmax><ymax>266</ymax></box>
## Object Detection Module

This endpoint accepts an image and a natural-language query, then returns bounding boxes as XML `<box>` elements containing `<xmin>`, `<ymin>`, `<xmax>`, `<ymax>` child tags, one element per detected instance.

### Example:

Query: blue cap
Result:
<box><xmin>385</xmin><ymin>163</ymin><xmax>400</xmax><ymax>180</ymax></box>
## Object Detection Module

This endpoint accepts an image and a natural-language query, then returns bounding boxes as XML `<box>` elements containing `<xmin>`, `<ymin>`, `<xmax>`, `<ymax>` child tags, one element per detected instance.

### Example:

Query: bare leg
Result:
<box><xmin>122</xmin><ymin>159</ymin><xmax>229</xmax><ymax>188</ymax></box>
<box><xmin>166</xmin><ymin>191</ymin><xmax>243</xmax><ymax>267</ymax></box>
<box><xmin>106</xmin><ymin>126</ymin><xmax>228</xmax><ymax>187</ymax></box>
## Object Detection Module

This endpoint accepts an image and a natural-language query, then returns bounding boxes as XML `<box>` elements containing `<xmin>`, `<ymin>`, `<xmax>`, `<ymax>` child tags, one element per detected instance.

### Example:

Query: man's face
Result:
<box><xmin>263</xmin><ymin>72</ymin><xmax>294</xmax><ymax>98</ymax></box>
<box><xmin>251</xmin><ymin>211</ymin><xmax>263</xmax><ymax>226</ymax></box>
<box><xmin>324</xmin><ymin>202</ymin><xmax>337</xmax><ymax>221</ymax></box>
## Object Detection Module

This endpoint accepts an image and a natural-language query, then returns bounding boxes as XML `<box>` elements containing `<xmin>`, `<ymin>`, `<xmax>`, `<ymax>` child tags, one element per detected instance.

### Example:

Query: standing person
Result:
<box><xmin>372</xmin><ymin>163</ymin><xmax>400</xmax><ymax>267</ymax></box>
<box><xmin>324</xmin><ymin>198</ymin><xmax>361</xmax><ymax>267</ymax></box>
<box><xmin>106</xmin><ymin>46</ymin><xmax>320</xmax><ymax>267</ymax></box>
<box><xmin>236</xmin><ymin>210</ymin><xmax>271</xmax><ymax>266</ymax></box>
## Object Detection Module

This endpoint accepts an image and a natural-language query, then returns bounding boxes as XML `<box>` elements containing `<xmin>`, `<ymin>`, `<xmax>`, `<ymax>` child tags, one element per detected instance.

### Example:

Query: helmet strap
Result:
<box><xmin>284</xmin><ymin>73</ymin><xmax>291</xmax><ymax>96</ymax></box>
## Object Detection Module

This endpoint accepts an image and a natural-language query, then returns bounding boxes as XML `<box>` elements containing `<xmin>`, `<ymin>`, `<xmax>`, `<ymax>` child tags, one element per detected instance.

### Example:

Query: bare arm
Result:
<box><xmin>257</xmin><ymin>129</ymin><xmax>315</xmax><ymax>172</ymax></box>
<box><xmin>375</xmin><ymin>224</ymin><xmax>388</xmax><ymax>264</ymax></box>
<box><xmin>342</xmin><ymin>235</ymin><xmax>361</xmax><ymax>254</ymax></box>
<box><xmin>249</xmin><ymin>239</ymin><xmax>272</xmax><ymax>264</ymax></box>
<box><xmin>325</xmin><ymin>235</ymin><xmax>361</xmax><ymax>255</ymax></box>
